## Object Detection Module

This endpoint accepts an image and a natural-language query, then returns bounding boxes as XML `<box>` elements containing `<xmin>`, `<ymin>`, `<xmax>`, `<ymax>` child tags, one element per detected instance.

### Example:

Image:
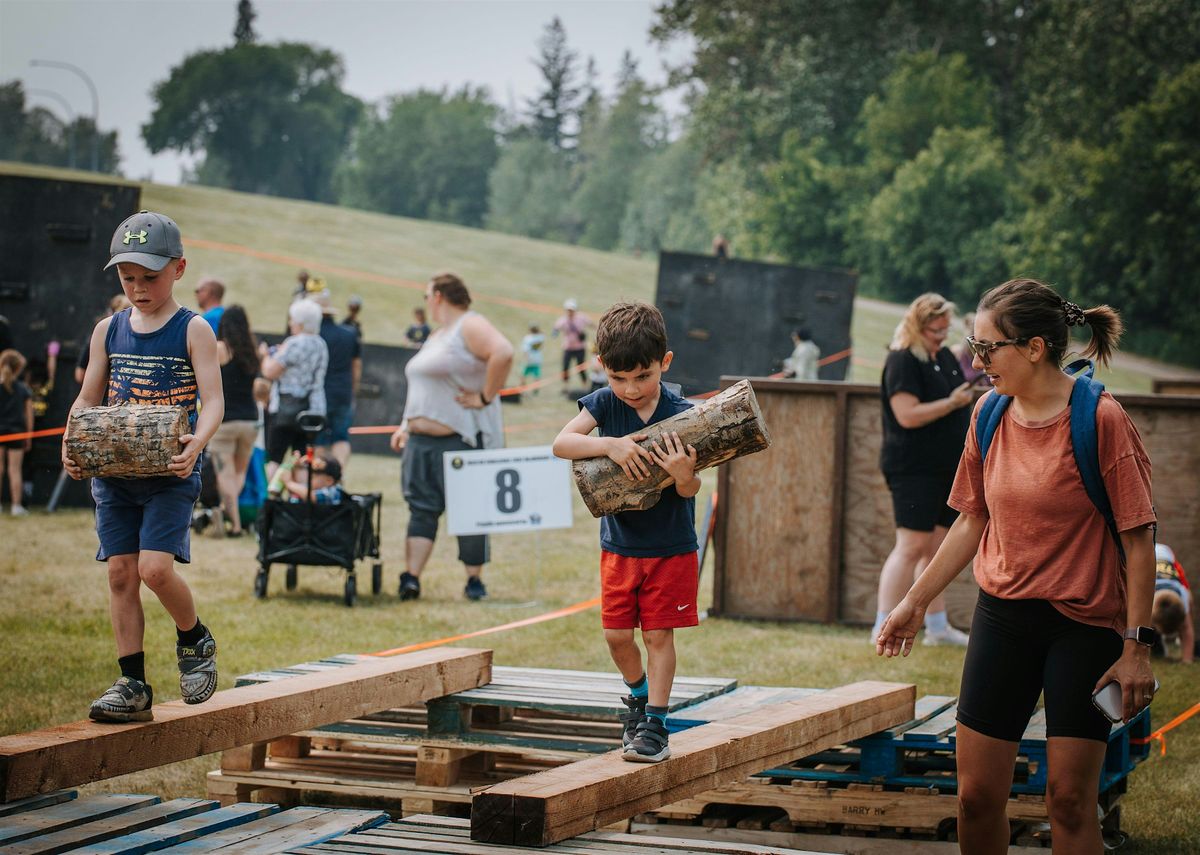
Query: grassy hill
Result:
<box><xmin>6</xmin><ymin>160</ymin><xmax>1196</xmax><ymax>392</ymax></box>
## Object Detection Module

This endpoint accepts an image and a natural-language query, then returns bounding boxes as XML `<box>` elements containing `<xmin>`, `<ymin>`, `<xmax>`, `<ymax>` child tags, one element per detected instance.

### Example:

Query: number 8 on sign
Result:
<box><xmin>496</xmin><ymin>468</ymin><xmax>522</xmax><ymax>513</ymax></box>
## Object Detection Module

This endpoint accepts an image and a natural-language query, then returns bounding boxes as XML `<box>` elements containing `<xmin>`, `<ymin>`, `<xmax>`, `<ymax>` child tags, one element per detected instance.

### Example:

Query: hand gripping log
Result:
<box><xmin>572</xmin><ymin>379</ymin><xmax>771</xmax><ymax>517</ymax></box>
<box><xmin>64</xmin><ymin>404</ymin><xmax>190</xmax><ymax>478</ymax></box>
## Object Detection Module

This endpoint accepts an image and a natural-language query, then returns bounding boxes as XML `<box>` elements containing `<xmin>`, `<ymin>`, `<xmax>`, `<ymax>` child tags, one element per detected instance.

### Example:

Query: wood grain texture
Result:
<box><xmin>471</xmin><ymin>681</ymin><xmax>914</xmax><ymax>847</ymax></box>
<box><xmin>64</xmin><ymin>405</ymin><xmax>190</xmax><ymax>478</ymax></box>
<box><xmin>573</xmin><ymin>380</ymin><xmax>770</xmax><ymax>517</ymax></box>
<box><xmin>0</xmin><ymin>648</ymin><xmax>492</xmax><ymax>803</ymax></box>
<box><xmin>714</xmin><ymin>386</ymin><xmax>837</xmax><ymax>621</ymax></box>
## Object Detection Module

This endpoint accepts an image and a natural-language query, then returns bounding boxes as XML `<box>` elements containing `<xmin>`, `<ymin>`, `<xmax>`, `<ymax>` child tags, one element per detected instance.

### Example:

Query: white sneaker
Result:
<box><xmin>10</xmin><ymin>506</ymin><xmax>29</xmax><ymax>517</ymax></box>
<box><xmin>923</xmin><ymin>625</ymin><xmax>969</xmax><ymax>646</ymax></box>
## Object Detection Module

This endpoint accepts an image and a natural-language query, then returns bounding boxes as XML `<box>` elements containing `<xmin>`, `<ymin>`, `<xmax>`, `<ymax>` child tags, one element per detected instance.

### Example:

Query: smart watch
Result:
<box><xmin>1123</xmin><ymin>625</ymin><xmax>1159</xmax><ymax>647</ymax></box>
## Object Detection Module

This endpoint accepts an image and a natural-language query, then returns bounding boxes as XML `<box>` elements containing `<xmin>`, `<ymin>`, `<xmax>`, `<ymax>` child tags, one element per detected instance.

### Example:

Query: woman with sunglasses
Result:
<box><xmin>873</xmin><ymin>293</ymin><xmax>976</xmax><ymax>648</ymax></box>
<box><xmin>878</xmin><ymin>278</ymin><xmax>1156</xmax><ymax>854</ymax></box>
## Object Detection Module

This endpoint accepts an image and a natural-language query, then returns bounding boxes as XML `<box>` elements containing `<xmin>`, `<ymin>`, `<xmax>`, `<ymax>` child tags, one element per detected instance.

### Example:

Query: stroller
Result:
<box><xmin>254</xmin><ymin>412</ymin><xmax>384</xmax><ymax>607</ymax></box>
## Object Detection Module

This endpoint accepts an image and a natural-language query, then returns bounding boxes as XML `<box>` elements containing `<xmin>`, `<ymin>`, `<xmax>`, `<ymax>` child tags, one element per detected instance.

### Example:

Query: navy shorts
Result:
<box><xmin>91</xmin><ymin>466</ymin><xmax>203</xmax><ymax>564</ymax></box>
<box><xmin>316</xmin><ymin>403</ymin><xmax>354</xmax><ymax>446</ymax></box>
<box><xmin>957</xmin><ymin>591</ymin><xmax>1123</xmax><ymax>743</ymax></box>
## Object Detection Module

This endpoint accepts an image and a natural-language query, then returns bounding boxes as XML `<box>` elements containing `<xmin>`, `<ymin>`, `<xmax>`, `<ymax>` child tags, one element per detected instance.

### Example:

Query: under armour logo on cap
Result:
<box><xmin>123</xmin><ymin>230</ymin><xmax>148</xmax><ymax>245</ymax></box>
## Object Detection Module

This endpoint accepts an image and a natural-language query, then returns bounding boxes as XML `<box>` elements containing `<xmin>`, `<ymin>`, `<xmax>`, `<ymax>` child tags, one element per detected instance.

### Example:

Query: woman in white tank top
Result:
<box><xmin>389</xmin><ymin>273</ymin><xmax>514</xmax><ymax>601</ymax></box>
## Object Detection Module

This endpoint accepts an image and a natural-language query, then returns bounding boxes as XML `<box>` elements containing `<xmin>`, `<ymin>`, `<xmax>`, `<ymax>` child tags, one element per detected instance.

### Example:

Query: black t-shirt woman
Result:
<box><xmin>873</xmin><ymin>293</ymin><xmax>975</xmax><ymax>647</ymax></box>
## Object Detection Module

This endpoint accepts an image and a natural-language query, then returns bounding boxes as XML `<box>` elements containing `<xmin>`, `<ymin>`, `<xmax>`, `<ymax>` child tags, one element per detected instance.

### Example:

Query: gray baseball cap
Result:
<box><xmin>104</xmin><ymin>210</ymin><xmax>184</xmax><ymax>271</ymax></box>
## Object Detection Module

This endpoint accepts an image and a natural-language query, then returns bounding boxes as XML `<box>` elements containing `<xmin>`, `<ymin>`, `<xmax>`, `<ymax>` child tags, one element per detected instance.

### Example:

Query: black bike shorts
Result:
<box><xmin>956</xmin><ymin>590</ymin><xmax>1123</xmax><ymax>743</ymax></box>
<box><xmin>885</xmin><ymin>472</ymin><xmax>959</xmax><ymax>532</ymax></box>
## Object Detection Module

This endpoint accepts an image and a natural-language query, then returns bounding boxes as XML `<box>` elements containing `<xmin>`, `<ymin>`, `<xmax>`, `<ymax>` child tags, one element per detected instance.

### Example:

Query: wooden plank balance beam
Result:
<box><xmin>0</xmin><ymin>648</ymin><xmax>491</xmax><ymax>804</ymax></box>
<box><xmin>471</xmin><ymin>680</ymin><xmax>914</xmax><ymax>847</ymax></box>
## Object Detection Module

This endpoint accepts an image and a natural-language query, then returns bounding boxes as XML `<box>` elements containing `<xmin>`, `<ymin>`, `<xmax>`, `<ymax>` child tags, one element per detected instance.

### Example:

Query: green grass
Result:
<box><xmin>1</xmin><ymin>161</ymin><xmax>1197</xmax><ymax>851</ymax></box>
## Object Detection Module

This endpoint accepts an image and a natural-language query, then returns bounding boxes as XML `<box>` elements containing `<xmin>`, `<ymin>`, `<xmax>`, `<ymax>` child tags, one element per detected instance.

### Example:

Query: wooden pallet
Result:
<box><xmin>0</xmin><ymin>789</ymin><xmax>385</xmax><ymax>854</ymax></box>
<box><xmin>290</xmin><ymin>812</ymin><xmax>834</xmax><ymax>854</ymax></box>
<box><xmin>672</xmin><ymin>688</ymin><xmax>1152</xmax><ymax>797</ymax></box>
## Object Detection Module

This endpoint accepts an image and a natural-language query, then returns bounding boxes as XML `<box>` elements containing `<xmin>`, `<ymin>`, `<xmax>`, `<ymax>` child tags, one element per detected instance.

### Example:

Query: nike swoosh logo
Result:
<box><xmin>676</xmin><ymin>604</ymin><xmax>688</xmax><ymax>611</ymax></box>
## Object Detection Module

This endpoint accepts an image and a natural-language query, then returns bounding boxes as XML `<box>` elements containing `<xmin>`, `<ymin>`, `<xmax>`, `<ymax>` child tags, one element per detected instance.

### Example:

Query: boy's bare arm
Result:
<box><xmin>170</xmin><ymin>317</ymin><xmax>224</xmax><ymax>478</ymax></box>
<box><xmin>553</xmin><ymin>410</ymin><xmax>655</xmax><ymax>481</ymax></box>
<box><xmin>61</xmin><ymin>318</ymin><xmax>113</xmax><ymax>478</ymax></box>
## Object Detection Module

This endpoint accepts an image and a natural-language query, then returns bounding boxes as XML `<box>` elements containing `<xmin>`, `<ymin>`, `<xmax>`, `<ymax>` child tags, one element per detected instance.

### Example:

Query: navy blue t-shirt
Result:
<box><xmin>320</xmin><ymin>316</ymin><xmax>362</xmax><ymax>409</ymax></box>
<box><xmin>580</xmin><ymin>383</ymin><xmax>698</xmax><ymax>558</ymax></box>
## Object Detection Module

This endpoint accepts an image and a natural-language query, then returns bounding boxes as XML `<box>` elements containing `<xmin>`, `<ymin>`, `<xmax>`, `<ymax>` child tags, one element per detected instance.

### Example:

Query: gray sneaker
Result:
<box><xmin>90</xmin><ymin>677</ymin><xmax>154</xmax><ymax>722</ymax></box>
<box><xmin>618</xmin><ymin>695</ymin><xmax>647</xmax><ymax>748</ymax></box>
<box><xmin>177</xmin><ymin>628</ymin><xmax>218</xmax><ymax>704</ymax></box>
<box><xmin>623</xmin><ymin>716</ymin><xmax>671</xmax><ymax>763</ymax></box>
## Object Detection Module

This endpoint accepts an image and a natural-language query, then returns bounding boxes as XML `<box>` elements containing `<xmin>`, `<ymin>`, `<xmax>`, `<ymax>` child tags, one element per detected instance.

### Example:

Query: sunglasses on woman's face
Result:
<box><xmin>965</xmin><ymin>335</ymin><xmax>1027</xmax><ymax>365</ymax></box>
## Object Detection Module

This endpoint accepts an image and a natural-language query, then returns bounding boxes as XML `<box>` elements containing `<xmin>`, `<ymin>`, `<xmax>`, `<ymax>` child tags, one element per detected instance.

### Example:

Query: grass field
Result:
<box><xmin>1</xmin><ymin>162</ymin><xmax>1197</xmax><ymax>852</ymax></box>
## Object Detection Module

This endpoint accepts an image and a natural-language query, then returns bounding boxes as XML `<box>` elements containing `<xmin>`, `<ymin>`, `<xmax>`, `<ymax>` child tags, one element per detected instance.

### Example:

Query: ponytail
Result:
<box><xmin>1079</xmin><ymin>305</ymin><xmax>1123</xmax><ymax>368</ymax></box>
<box><xmin>0</xmin><ymin>349</ymin><xmax>26</xmax><ymax>394</ymax></box>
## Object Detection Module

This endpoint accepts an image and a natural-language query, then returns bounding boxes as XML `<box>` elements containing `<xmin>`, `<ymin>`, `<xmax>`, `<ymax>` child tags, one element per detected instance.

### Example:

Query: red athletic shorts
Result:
<box><xmin>600</xmin><ymin>550</ymin><xmax>699</xmax><ymax>631</ymax></box>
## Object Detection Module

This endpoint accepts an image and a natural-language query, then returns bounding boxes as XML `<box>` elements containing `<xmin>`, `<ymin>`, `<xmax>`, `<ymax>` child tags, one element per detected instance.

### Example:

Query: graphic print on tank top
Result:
<box><xmin>105</xmin><ymin>307</ymin><xmax>199</xmax><ymax>424</ymax></box>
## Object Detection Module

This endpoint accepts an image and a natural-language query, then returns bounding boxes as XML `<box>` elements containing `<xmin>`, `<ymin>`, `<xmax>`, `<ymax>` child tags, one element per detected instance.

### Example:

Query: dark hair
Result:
<box><xmin>218</xmin><ymin>305</ymin><xmax>259</xmax><ymax>376</ymax></box>
<box><xmin>430</xmin><ymin>272</ymin><xmax>471</xmax><ymax>308</ymax></box>
<box><xmin>978</xmin><ymin>278</ymin><xmax>1123</xmax><ymax>368</ymax></box>
<box><xmin>1153</xmin><ymin>591</ymin><xmax>1186</xmax><ymax>636</ymax></box>
<box><xmin>413</xmin><ymin>307</ymin><xmax>426</xmax><ymax>320</ymax></box>
<box><xmin>595</xmin><ymin>301</ymin><xmax>668</xmax><ymax>372</ymax></box>
<box><xmin>793</xmin><ymin>327</ymin><xmax>812</xmax><ymax>341</ymax></box>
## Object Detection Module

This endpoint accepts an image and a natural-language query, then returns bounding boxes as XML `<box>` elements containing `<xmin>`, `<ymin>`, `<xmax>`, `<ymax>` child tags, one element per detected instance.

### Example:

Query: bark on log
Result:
<box><xmin>64</xmin><ymin>405</ymin><xmax>189</xmax><ymax>478</ymax></box>
<box><xmin>573</xmin><ymin>379</ymin><xmax>771</xmax><ymax>517</ymax></box>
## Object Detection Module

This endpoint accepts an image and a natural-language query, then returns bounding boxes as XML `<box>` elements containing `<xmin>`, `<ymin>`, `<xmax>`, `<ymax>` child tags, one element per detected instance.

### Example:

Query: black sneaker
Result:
<box><xmin>464</xmin><ymin>576</ymin><xmax>487</xmax><ymax>601</ymax></box>
<box><xmin>90</xmin><ymin>677</ymin><xmax>154</xmax><ymax>722</ymax></box>
<box><xmin>177</xmin><ymin>628</ymin><xmax>218</xmax><ymax>705</ymax></box>
<box><xmin>624</xmin><ymin>715</ymin><xmax>670</xmax><ymax>763</ymax></box>
<box><xmin>399</xmin><ymin>572</ymin><xmax>421</xmax><ymax>600</ymax></box>
<box><xmin>618</xmin><ymin>695</ymin><xmax>647</xmax><ymax>749</ymax></box>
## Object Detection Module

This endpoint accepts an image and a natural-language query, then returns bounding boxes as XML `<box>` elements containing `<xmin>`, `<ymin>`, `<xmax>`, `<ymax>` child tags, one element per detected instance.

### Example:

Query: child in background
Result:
<box><xmin>0</xmin><ymin>348</ymin><xmax>33</xmax><ymax>516</ymax></box>
<box><xmin>587</xmin><ymin>344</ymin><xmax>608</xmax><ymax>393</ymax></box>
<box><xmin>521</xmin><ymin>324</ymin><xmax>545</xmax><ymax>392</ymax></box>
<box><xmin>281</xmin><ymin>452</ymin><xmax>345</xmax><ymax>505</ymax></box>
<box><xmin>1153</xmin><ymin>543</ymin><xmax>1195</xmax><ymax>663</ymax></box>
<box><xmin>553</xmin><ymin>301</ymin><xmax>701</xmax><ymax>763</ymax></box>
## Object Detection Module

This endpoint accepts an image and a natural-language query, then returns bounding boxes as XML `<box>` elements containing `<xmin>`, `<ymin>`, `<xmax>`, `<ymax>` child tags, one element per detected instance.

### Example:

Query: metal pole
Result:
<box><xmin>27</xmin><ymin>88</ymin><xmax>77</xmax><ymax>169</ymax></box>
<box><xmin>30</xmin><ymin>59</ymin><xmax>99</xmax><ymax>171</ymax></box>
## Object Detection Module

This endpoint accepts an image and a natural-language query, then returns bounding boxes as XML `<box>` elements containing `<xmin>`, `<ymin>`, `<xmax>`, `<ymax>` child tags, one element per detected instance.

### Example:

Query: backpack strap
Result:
<box><xmin>975</xmin><ymin>389</ymin><xmax>1010</xmax><ymax>463</ymax></box>
<box><xmin>1064</xmin><ymin>359</ymin><xmax>1127</xmax><ymax>564</ymax></box>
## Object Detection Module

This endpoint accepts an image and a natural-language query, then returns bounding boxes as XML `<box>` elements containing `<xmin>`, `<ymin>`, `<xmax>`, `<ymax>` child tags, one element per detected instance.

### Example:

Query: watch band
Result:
<box><xmin>1123</xmin><ymin>626</ymin><xmax>1157</xmax><ymax>646</ymax></box>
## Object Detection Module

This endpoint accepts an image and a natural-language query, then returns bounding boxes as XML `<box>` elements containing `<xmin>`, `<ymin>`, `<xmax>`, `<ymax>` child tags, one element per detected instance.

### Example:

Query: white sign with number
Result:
<box><xmin>443</xmin><ymin>445</ymin><xmax>574</xmax><ymax>536</ymax></box>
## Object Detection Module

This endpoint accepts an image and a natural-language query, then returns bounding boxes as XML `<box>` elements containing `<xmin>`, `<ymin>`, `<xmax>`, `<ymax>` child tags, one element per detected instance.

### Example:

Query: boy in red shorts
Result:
<box><xmin>553</xmin><ymin>302</ymin><xmax>700</xmax><ymax>762</ymax></box>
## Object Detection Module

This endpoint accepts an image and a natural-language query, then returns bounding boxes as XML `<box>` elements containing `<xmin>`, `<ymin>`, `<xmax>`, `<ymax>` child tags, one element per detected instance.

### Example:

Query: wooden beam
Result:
<box><xmin>471</xmin><ymin>681</ymin><xmax>914</xmax><ymax>847</ymax></box>
<box><xmin>0</xmin><ymin>648</ymin><xmax>491</xmax><ymax>803</ymax></box>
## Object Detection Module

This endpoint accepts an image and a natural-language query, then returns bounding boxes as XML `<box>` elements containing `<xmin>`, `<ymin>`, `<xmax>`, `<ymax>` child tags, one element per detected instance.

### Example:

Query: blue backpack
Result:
<box><xmin>975</xmin><ymin>359</ymin><xmax>1126</xmax><ymax>563</ymax></box>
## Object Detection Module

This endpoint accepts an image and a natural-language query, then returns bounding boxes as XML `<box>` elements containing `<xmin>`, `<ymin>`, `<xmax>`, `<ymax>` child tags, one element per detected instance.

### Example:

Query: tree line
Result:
<box><xmin>2</xmin><ymin>1</ymin><xmax>1196</xmax><ymax>365</ymax></box>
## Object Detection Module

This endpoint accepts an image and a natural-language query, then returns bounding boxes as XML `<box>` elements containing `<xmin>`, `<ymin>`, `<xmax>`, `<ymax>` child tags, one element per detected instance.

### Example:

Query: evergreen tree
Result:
<box><xmin>526</xmin><ymin>17</ymin><xmax>580</xmax><ymax>150</ymax></box>
<box><xmin>234</xmin><ymin>0</ymin><xmax>257</xmax><ymax>45</ymax></box>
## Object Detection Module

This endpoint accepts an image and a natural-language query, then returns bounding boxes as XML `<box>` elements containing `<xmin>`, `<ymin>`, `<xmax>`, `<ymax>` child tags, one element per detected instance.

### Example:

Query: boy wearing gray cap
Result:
<box><xmin>62</xmin><ymin>210</ymin><xmax>224</xmax><ymax>722</ymax></box>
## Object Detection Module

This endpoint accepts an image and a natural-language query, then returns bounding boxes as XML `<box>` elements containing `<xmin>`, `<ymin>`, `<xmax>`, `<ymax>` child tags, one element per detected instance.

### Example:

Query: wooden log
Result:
<box><xmin>470</xmin><ymin>680</ymin><xmax>914</xmax><ymax>847</ymax></box>
<box><xmin>64</xmin><ymin>405</ymin><xmax>189</xmax><ymax>478</ymax></box>
<box><xmin>573</xmin><ymin>379</ymin><xmax>771</xmax><ymax>517</ymax></box>
<box><xmin>0</xmin><ymin>647</ymin><xmax>492</xmax><ymax>803</ymax></box>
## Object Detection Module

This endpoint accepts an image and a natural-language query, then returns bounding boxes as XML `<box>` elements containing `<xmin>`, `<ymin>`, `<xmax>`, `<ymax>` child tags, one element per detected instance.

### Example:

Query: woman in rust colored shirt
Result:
<box><xmin>877</xmin><ymin>279</ymin><xmax>1157</xmax><ymax>855</ymax></box>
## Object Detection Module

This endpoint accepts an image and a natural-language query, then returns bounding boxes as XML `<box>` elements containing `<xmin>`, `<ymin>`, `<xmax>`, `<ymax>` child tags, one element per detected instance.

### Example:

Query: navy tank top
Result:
<box><xmin>105</xmin><ymin>307</ymin><xmax>198</xmax><ymax>426</ymax></box>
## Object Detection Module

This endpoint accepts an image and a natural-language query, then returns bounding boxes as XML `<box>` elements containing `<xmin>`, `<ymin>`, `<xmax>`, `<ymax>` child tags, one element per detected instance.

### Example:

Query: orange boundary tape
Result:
<box><xmin>369</xmin><ymin>595</ymin><xmax>601</xmax><ymax>657</ymax></box>
<box><xmin>1132</xmin><ymin>699</ymin><xmax>1200</xmax><ymax>757</ymax></box>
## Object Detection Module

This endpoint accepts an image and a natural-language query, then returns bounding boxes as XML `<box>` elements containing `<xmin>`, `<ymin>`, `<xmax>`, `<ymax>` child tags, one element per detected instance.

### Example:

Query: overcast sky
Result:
<box><xmin>0</xmin><ymin>0</ymin><xmax>693</xmax><ymax>183</ymax></box>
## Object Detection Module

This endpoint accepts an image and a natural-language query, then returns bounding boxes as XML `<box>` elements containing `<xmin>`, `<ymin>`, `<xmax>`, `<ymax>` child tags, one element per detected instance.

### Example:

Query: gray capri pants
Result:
<box><xmin>401</xmin><ymin>433</ymin><xmax>489</xmax><ymax>566</ymax></box>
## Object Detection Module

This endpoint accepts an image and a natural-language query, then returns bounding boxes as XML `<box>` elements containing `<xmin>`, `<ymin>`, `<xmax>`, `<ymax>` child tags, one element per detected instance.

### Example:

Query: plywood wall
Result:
<box><xmin>713</xmin><ymin>380</ymin><xmax>1200</xmax><ymax>630</ymax></box>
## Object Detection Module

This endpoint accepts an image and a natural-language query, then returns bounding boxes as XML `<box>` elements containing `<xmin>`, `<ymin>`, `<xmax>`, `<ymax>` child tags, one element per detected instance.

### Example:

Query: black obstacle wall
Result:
<box><xmin>0</xmin><ymin>172</ymin><xmax>142</xmax><ymax>506</ymax></box>
<box><xmin>654</xmin><ymin>252</ymin><xmax>857</xmax><ymax>397</ymax></box>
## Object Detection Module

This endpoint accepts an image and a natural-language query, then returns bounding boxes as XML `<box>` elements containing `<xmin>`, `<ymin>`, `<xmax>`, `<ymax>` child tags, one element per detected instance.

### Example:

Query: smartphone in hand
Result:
<box><xmin>1091</xmin><ymin>679</ymin><xmax>1160</xmax><ymax>723</ymax></box>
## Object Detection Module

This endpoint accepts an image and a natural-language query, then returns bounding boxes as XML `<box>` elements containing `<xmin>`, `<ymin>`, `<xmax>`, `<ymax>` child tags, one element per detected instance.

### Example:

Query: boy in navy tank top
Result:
<box><xmin>61</xmin><ymin>211</ymin><xmax>225</xmax><ymax>722</ymax></box>
<box><xmin>553</xmin><ymin>302</ymin><xmax>700</xmax><ymax>763</ymax></box>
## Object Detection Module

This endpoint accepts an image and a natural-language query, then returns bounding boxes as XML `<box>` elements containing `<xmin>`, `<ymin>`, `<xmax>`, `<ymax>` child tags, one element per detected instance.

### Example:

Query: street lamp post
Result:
<box><xmin>30</xmin><ymin>59</ymin><xmax>99</xmax><ymax>171</ymax></box>
<box><xmin>27</xmin><ymin>88</ymin><xmax>77</xmax><ymax>169</ymax></box>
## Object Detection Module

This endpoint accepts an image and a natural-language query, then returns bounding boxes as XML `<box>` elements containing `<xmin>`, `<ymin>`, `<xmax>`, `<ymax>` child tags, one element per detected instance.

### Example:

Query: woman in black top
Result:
<box><xmin>210</xmin><ymin>306</ymin><xmax>260</xmax><ymax>536</ymax></box>
<box><xmin>873</xmin><ymin>293</ymin><xmax>975</xmax><ymax>646</ymax></box>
